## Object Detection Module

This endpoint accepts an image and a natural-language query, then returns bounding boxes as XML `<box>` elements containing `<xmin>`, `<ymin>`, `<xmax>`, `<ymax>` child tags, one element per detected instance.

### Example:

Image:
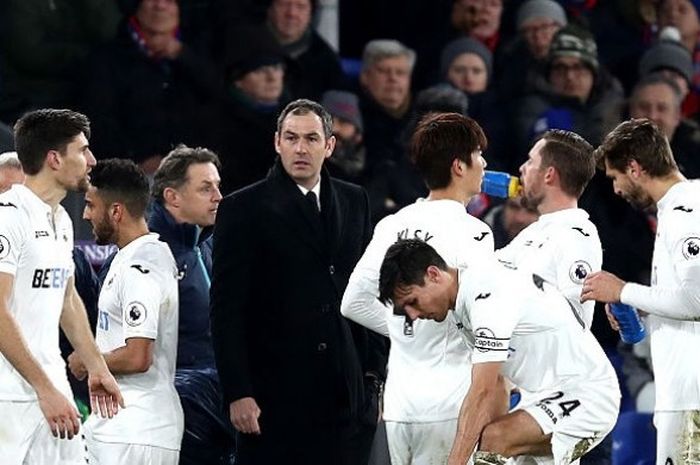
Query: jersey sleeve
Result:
<box><xmin>340</xmin><ymin>217</ymin><xmax>395</xmax><ymax>336</ymax></box>
<box><xmin>0</xmin><ymin>206</ymin><xmax>26</xmax><ymax>276</ymax></box>
<box><xmin>469</xmin><ymin>283</ymin><xmax>518</xmax><ymax>365</ymax></box>
<box><xmin>621</xmin><ymin>219</ymin><xmax>700</xmax><ymax>320</ymax></box>
<box><xmin>118</xmin><ymin>260</ymin><xmax>163</xmax><ymax>340</ymax></box>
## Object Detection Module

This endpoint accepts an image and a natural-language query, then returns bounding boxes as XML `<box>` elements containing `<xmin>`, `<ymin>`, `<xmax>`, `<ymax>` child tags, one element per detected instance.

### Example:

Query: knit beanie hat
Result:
<box><xmin>639</xmin><ymin>39</ymin><xmax>693</xmax><ymax>84</ymax></box>
<box><xmin>549</xmin><ymin>25</ymin><xmax>599</xmax><ymax>72</ymax></box>
<box><xmin>322</xmin><ymin>90</ymin><xmax>363</xmax><ymax>132</ymax></box>
<box><xmin>225</xmin><ymin>25</ymin><xmax>285</xmax><ymax>81</ymax></box>
<box><xmin>440</xmin><ymin>37</ymin><xmax>493</xmax><ymax>81</ymax></box>
<box><xmin>517</xmin><ymin>0</ymin><xmax>568</xmax><ymax>30</ymax></box>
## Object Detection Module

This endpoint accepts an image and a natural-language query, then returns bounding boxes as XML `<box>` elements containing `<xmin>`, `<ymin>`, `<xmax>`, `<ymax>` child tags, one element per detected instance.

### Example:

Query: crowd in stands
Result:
<box><xmin>2</xmin><ymin>0</ymin><xmax>700</xmax><ymax>463</ymax></box>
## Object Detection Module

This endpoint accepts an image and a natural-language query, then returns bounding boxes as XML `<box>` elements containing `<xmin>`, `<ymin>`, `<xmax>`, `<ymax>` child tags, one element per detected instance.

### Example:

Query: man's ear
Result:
<box><xmin>163</xmin><ymin>187</ymin><xmax>179</xmax><ymax>208</ymax></box>
<box><xmin>325</xmin><ymin>135</ymin><xmax>336</xmax><ymax>158</ymax></box>
<box><xmin>426</xmin><ymin>265</ymin><xmax>442</xmax><ymax>282</ymax></box>
<box><xmin>543</xmin><ymin>165</ymin><xmax>557</xmax><ymax>185</ymax></box>
<box><xmin>274</xmin><ymin>131</ymin><xmax>281</xmax><ymax>155</ymax></box>
<box><xmin>46</xmin><ymin>150</ymin><xmax>61</xmax><ymax>171</ymax></box>
<box><xmin>451</xmin><ymin>158</ymin><xmax>465</xmax><ymax>177</ymax></box>
<box><xmin>628</xmin><ymin>160</ymin><xmax>643</xmax><ymax>179</ymax></box>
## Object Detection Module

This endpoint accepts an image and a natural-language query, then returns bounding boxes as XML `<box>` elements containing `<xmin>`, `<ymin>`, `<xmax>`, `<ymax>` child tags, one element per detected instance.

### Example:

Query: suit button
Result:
<box><xmin>317</xmin><ymin>342</ymin><xmax>327</xmax><ymax>352</ymax></box>
<box><xmin>329</xmin><ymin>265</ymin><xmax>335</xmax><ymax>275</ymax></box>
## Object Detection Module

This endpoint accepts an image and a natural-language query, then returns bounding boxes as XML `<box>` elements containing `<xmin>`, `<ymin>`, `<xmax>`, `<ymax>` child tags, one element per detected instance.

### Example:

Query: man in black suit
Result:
<box><xmin>210</xmin><ymin>99</ymin><xmax>388</xmax><ymax>465</ymax></box>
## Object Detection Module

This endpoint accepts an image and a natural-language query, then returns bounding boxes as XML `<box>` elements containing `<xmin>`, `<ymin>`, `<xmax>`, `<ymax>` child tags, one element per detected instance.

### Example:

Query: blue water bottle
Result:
<box><xmin>610</xmin><ymin>303</ymin><xmax>646</xmax><ymax>344</ymax></box>
<box><xmin>482</xmin><ymin>171</ymin><xmax>521</xmax><ymax>198</ymax></box>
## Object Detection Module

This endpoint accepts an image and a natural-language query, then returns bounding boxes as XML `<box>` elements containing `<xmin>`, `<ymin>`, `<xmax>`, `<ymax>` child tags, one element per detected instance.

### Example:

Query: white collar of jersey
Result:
<box><xmin>537</xmin><ymin>208</ymin><xmax>588</xmax><ymax>224</ymax></box>
<box><xmin>11</xmin><ymin>184</ymin><xmax>53</xmax><ymax>215</ymax></box>
<box><xmin>114</xmin><ymin>233</ymin><xmax>162</xmax><ymax>262</ymax></box>
<box><xmin>415</xmin><ymin>198</ymin><xmax>467</xmax><ymax>210</ymax></box>
<box><xmin>657</xmin><ymin>180</ymin><xmax>697</xmax><ymax>212</ymax></box>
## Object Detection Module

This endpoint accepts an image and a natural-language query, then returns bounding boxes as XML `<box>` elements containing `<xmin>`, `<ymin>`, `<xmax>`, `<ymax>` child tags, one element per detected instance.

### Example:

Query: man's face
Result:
<box><xmin>467</xmin><ymin>150</ymin><xmax>487</xmax><ymax>197</ymax></box>
<box><xmin>658</xmin><ymin>0</ymin><xmax>700</xmax><ymax>44</ymax></box>
<box><xmin>519</xmin><ymin>138</ymin><xmax>547</xmax><ymax>210</ymax></box>
<box><xmin>0</xmin><ymin>166</ymin><xmax>25</xmax><ymax>193</ymax></box>
<box><xmin>235</xmin><ymin>64</ymin><xmax>284</xmax><ymax>105</ymax></box>
<box><xmin>520</xmin><ymin>18</ymin><xmax>561</xmax><ymax>60</ymax></box>
<box><xmin>392</xmin><ymin>268</ymin><xmax>452</xmax><ymax>323</ymax></box>
<box><xmin>447</xmin><ymin>53</ymin><xmax>488</xmax><ymax>94</ymax></box>
<box><xmin>605</xmin><ymin>161</ymin><xmax>655</xmax><ymax>211</ymax></box>
<box><xmin>452</xmin><ymin>0</ymin><xmax>503</xmax><ymax>38</ymax></box>
<box><xmin>332</xmin><ymin>117</ymin><xmax>361</xmax><ymax>149</ymax></box>
<box><xmin>549</xmin><ymin>56</ymin><xmax>594</xmax><ymax>102</ymax></box>
<box><xmin>137</xmin><ymin>0</ymin><xmax>179</xmax><ymax>34</ymax></box>
<box><xmin>57</xmin><ymin>133</ymin><xmax>97</xmax><ymax>193</ymax></box>
<box><xmin>268</xmin><ymin>0</ymin><xmax>311</xmax><ymax>44</ymax></box>
<box><xmin>629</xmin><ymin>83</ymin><xmax>681</xmax><ymax>140</ymax></box>
<box><xmin>360</xmin><ymin>56</ymin><xmax>412</xmax><ymax>112</ymax></box>
<box><xmin>275</xmin><ymin>112</ymin><xmax>334</xmax><ymax>189</ymax></box>
<box><xmin>83</xmin><ymin>187</ymin><xmax>116</xmax><ymax>246</ymax></box>
<box><xmin>171</xmin><ymin>162</ymin><xmax>222</xmax><ymax>227</ymax></box>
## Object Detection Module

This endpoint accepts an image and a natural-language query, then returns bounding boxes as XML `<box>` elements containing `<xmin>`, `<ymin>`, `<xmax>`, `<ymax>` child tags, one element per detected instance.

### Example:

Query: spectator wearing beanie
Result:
<box><xmin>440</xmin><ymin>37</ymin><xmax>511</xmax><ymax>172</ymax></box>
<box><xmin>639</xmin><ymin>35</ymin><xmax>700</xmax><ymax>117</ymax></box>
<box><xmin>497</xmin><ymin>0</ymin><xmax>567</xmax><ymax>102</ymax></box>
<box><xmin>512</xmin><ymin>24</ymin><xmax>624</xmax><ymax>162</ymax></box>
<box><xmin>214</xmin><ymin>25</ymin><xmax>290</xmax><ymax>194</ymax></box>
<box><xmin>321</xmin><ymin>90</ymin><xmax>367</xmax><ymax>184</ymax></box>
<box><xmin>81</xmin><ymin>0</ymin><xmax>221</xmax><ymax>173</ymax></box>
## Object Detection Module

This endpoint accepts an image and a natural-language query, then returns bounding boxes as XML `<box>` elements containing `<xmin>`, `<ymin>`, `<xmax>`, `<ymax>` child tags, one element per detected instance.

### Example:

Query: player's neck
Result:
<box><xmin>649</xmin><ymin>171</ymin><xmax>686</xmax><ymax>204</ymax></box>
<box><xmin>115</xmin><ymin>219</ymin><xmax>150</xmax><ymax>249</ymax></box>
<box><xmin>23</xmin><ymin>174</ymin><xmax>67</xmax><ymax>211</ymax></box>
<box><xmin>428</xmin><ymin>185</ymin><xmax>472</xmax><ymax>205</ymax></box>
<box><xmin>537</xmin><ymin>192</ymin><xmax>577</xmax><ymax>215</ymax></box>
<box><xmin>447</xmin><ymin>267</ymin><xmax>460</xmax><ymax>309</ymax></box>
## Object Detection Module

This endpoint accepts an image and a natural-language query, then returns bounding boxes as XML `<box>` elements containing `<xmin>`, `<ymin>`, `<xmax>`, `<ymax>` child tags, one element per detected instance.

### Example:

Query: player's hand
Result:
<box><xmin>604</xmin><ymin>303</ymin><xmax>621</xmax><ymax>332</ymax></box>
<box><xmin>36</xmin><ymin>386</ymin><xmax>81</xmax><ymax>439</ymax></box>
<box><xmin>230</xmin><ymin>397</ymin><xmax>261</xmax><ymax>435</ymax></box>
<box><xmin>580</xmin><ymin>271</ymin><xmax>625</xmax><ymax>303</ymax></box>
<box><xmin>88</xmin><ymin>370</ymin><xmax>124</xmax><ymax>419</ymax></box>
<box><xmin>67</xmin><ymin>351</ymin><xmax>87</xmax><ymax>381</ymax></box>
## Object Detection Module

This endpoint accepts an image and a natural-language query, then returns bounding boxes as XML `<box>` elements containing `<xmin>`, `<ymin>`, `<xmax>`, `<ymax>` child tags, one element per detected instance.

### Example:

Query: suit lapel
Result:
<box><xmin>320</xmin><ymin>173</ymin><xmax>342</xmax><ymax>261</ymax></box>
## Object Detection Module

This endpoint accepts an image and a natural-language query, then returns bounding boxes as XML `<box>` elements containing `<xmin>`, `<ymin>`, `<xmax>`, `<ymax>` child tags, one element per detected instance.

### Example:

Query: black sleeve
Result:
<box><xmin>210</xmin><ymin>194</ymin><xmax>257</xmax><ymax>405</ymax></box>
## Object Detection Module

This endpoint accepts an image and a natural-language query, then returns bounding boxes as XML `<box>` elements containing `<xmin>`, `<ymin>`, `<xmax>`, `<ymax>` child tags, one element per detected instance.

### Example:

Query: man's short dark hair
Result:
<box><xmin>378</xmin><ymin>239</ymin><xmax>448</xmax><ymax>306</ymax></box>
<box><xmin>538</xmin><ymin>129</ymin><xmax>595</xmax><ymax>198</ymax></box>
<box><xmin>152</xmin><ymin>145</ymin><xmax>221</xmax><ymax>204</ymax></box>
<box><xmin>411</xmin><ymin>112</ymin><xmax>487</xmax><ymax>190</ymax></box>
<box><xmin>13</xmin><ymin>109</ymin><xmax>90</xmax><ymax>176</ymax></box>
<box><xmin>593</xmin><ymin>118</ymin><xmax>677</xmax><ymax>177</ymax></box>
<box><xmin>90</xmin><ymin>159</ymin><xmax>150</xmax><ymax>218</ymax></box>
<box><xmin>277</xmin><ymin>99</ymin><xmax>333</xmax><ymax>140</ymax></box>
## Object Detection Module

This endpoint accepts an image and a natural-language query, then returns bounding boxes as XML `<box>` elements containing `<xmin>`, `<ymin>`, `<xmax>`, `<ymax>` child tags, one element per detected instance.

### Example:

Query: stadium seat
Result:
<box><xmin>612</xmin><ymin>412</ymin><xmax>655</xmax><ymax>465</ymax></box>
<box><xmin>341</xmin><ymin>58</ymin><xmax>363</xmax><ymax>79</ymax></box>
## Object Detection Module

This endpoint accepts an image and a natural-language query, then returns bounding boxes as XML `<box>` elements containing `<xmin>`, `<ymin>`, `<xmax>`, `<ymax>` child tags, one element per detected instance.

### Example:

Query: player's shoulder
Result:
<box><xmin>0</xmin><ymin>189</ymin><xmax>30</xmax><ymax>232</ymax></box>
<box><xmin>124</xmin><ymin>235</ymin><xmax>177</xmax><ymax>275</ymax></box>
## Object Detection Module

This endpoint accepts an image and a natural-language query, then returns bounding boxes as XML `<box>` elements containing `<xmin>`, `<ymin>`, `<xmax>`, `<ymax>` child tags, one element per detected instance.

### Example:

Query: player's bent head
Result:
<box><xmin>593</xmin><ymin>118</ymin><xmax>677</xmax><ymax>177</ymax></box>
<box><xmin>276</xmin><ymin>98</ymin><xmax>333</xmax><ymax>141</ymax></box>
<box><xmin>13</xmin><ymin>109</ymin><xmax>90</xmax><ymax>176</ymax></box>
<box><xmin>539</xmin><ymin>129</ymin><xmax>595</xmax><ymax>198</ymax></box>
<box><xmin>410</xmin><ymin>112</ymin><xmax>487</xmax><ymax>190</ymax></box>
<box><xmin>152</xmin><ymin>144</ymin><xmax>221</xmax><ymax>204</ymax></box>
<box><xmin>378</xmin><ymin>239</ymin><xmax>448</xmax><ymax>307</ymax></box>
<box><xmin>90</xmin><ymin>159</ymin><xmax>150</xmax><ymax>219</ymax></box>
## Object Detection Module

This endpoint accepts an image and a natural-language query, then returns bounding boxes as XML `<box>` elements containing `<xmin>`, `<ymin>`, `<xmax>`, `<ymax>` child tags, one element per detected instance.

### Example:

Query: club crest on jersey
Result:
<box><xmin>569</xmin><ymin>260</ymin><xmax>591</xmax><ymax>284</ymax></box>
<box><xmin>682</xmin><ymin>237</ymin><xmax>700</xmax><ymax>260</ymax></box>
<box><xmin>0</xmin><ymin>235</ymin><xmax>9</xmax><ymax>260</ymax></box>
<box><xmin>125</xmin><ymin>301</ymin><xmax>147</xmax><ymax>327</ymax></box>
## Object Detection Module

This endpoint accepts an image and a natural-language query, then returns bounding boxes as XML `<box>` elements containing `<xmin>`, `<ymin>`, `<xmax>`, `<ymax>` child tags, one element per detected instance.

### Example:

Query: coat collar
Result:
<box><xmin>148</xmin><ymin>201</ymin><xmax>212</xmax><ymax>249</ymax></box>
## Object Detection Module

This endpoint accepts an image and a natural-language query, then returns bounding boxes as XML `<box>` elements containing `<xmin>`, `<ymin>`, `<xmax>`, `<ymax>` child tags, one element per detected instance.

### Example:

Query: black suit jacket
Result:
<box><xmin>211</xmin><ymin>159</ymin><xmax>387</xmax><ymax>431</ymax></box>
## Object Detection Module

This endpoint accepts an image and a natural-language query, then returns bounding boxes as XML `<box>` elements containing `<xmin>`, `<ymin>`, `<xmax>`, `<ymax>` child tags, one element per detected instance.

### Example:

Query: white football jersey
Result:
<box><xmin>342</xmin><ymin>199</ymin><xmax>494</xmax><ymax>422</ymax></box>
<box><xmin>86</xmin><ymin>234</ymin><xmax>183</xmax><ymax>450</ymax></box>
<box><xmin>0</xmin><ymin>184</ymin><xmax>74</xmax><ymax>401</ymax></box>
<box><xmin>453</xmin><ymin>259</ymin><xmax>617</xmax><ymax>393</ymax></box>
<box><xmin>496</xmin><ymin>208</ymin><xmax>602</xmax><ymax>328</ymax></box>
<box><xmin>620</xmin><ymin>181</ymin><xmax>700</xmax><ymax>411</ymax></box>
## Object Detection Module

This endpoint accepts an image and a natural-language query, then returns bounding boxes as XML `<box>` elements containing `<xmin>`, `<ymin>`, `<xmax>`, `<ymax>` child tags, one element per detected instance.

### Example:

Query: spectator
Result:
<box><xmin>628</xmin><ymin>73</ymin><xmax>700</xmax><ymax>179</ymax></box>
<box><xmin>0</xmin><ymin>151</ymin><xmax>24</xmax><ymax>192</ymax></box>
<box><xmin>0</xmin><ymin>0</ymin><xmax>121</xmax><ymax>122</ymax></box>
<box><xmin>482</xmin><ymin>196</ymin><xmax>539</xmax><ymax>249</ymax></box>
<box><xmin>210</xmin><ymin>99</ymin><xmax>388</xmax><ymax>465</ymax></box>
<box><xmin>450</xmin><ymin>0</ymin><xmax>504</xmax><ymax>52</ymax></box>
<box><xmin>359</xmin><ymin>40</ymin><xmax>414</xmax><ymax>169</ymax></box>
<box><xmin>150</xmin><ymin>145</ymin><xmax>235</xmax><ymax>465</ymax></box>
<box><xmin>266</xmin><ymin>0</ymin><xmax>345</xmax><ymax>100</ymax></box>
<box><xmin>321</xmin><ymin>90</ymin><xmax>367</xmax><ymax>185</ymax></box>
<box><xmin>513</xmin><ymin>25</ymin><xmax>624</xmax><ymax>163</ymax></box>
<box><xmin>441</xmin><ymin>37</ymin><xmax>510</xmax><ymax>171</ymax></box>
<box><xmin>216</xmin><ymin>25</ymin><xmax>288</xmax><ymax>193</ymax></box>
<box><xmin>638</xmin><ymin>34</ymin><xmax>699</xmax><ymax>117</ymax></box>
<box><xmin>0</xmin><ymin>123</ymin><xmax>14</xmax><ymax>153</ymax></box>
<box><xmin>82</xmin><ymin>0</ymin><xmax>220</xmax><ymax>174</ymax></box>
<box><xmin>498</xmin><ymin>0</ymin><xmax>567</xmax><ymax>100</ymax></box>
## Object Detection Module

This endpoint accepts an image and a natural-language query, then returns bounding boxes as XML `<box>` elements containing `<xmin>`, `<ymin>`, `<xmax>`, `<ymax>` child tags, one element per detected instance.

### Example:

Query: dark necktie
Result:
<box><xmin>306</xmin><ymin>191</ymin><xmax>319</xmax><ymax>213</ymax></box>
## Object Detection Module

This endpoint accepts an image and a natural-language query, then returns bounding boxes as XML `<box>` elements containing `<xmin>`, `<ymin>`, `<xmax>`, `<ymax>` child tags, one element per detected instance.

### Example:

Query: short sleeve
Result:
<box><xmin>469</xmin><ymin>288</ymin><xmax>518</xmax><ymax>364</ymax></box>
<box><xmin>119</xmin><ymin>260</ymin><xmax>162</xmax><ymax>340</ymax></box>
<box><xmin>0</xmin><ymin>206</ymin><xmax>25</xmax><ymax>276</ymax></box>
